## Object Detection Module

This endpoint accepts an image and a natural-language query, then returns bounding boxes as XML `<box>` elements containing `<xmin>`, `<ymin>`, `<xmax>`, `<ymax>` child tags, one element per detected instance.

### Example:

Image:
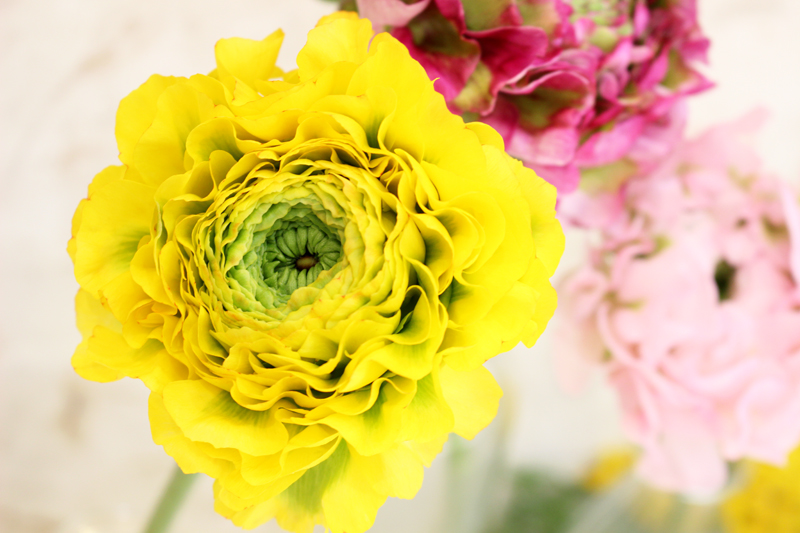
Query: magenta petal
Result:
<box><xmin>467</xmin><ymin>26</ymin><xmax>548</xmax><ymax>95</ymax></box>
<box><xmin>505</xmin><ymin>48</ymin><xmax>599</xmax><ymax>92</ymax></box>
<box><xmin>497</xmin><ymin>3</ymin><xmax>525</xmax><ymax>26</ymax></box>
<box><xmin>636</xmin><ymin>48</ymin><xmax>670</xmax><ymax>92</ymax></box>
<box><xmin>597</xmin><ymin>71</ymin><xmax>620</xmax><ymax>101</ymax></box>
<box><xmin>505</xmin><ymin>67</ymin><xmax>588</xmax><ymax>97</ymax></box>
<box><xmin>433</xmin><ymin>0</ymin><xmax>467</xmax><ymax>32</ymax></box>
<box><xmin>601</xmin><ymin>38</ymin><xmax>634</xmax><ymax>72</ymax></box>
<box><xmin>630</xmin><ymin>45</ymin><xmax>654</xmax><ymax>64</ymax></box>
<box><xmin>633</xmin><ymin>1</ymin><xmax>650</xmax><ymax>38</ymax></box>
<box><xmin>355</xmin><ymin>0</ymin><xmax>431</xmax><ymax>29</ymax></box>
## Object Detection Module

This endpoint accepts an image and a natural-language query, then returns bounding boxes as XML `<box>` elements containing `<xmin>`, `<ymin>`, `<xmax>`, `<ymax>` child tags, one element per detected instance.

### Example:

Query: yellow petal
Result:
<box><xmin>316</xmin><ymin>377</ymin><xmax>413</xmax><ymax>456</ymax></box>
<box><xmin>150</xmin><ymin>392</ymin><xmax>238</xmax><ymax>478</ymax></box>
<box><xmin>214</xmin><ymin>30</ymin><xmax>284</xmax><ymax>93</ymax></box>
<box><xmin>72</xmin><ymin>167</ymin><xmax>155</xmax><ymax>294</ymax></box>
<box><xmin>439</xmin><ymin>364</ymin><xmax>502</xmax><ymax>440</ymax></box>
<box><xmin>132</xmin><ymin>82</ymin><xmax>216</xmax><ymax>185</ymax></box>
<box><xmin>162</xmin><ymin>380</ymin><xmax>290</xmax><ymax>457</ymax></box>
<box><xmin>399</xmin><ymin>371</ymin><xmax>455</xmax><ymax>442</ymax></box>
<box><xmin>297</xmin><ymin>16</ymin><xmax>373</xmax><ymax>82</ymax></box>
<box><xmin>116</xmin><ymin>75</ymin><xmax>180</xmax><ymax>168</ymax></box>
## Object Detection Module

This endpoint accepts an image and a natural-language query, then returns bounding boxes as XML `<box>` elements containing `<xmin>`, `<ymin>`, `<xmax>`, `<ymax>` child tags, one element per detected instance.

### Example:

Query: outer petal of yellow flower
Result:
<box><xmin>237</xmin><ymin>426</ymin><xmax>340</xmax><ymax>487</ymax></box>
<box><xmin>465</xmin><ymin>121</ymin><xmax>506</xmax><ymax>151</ymax></box>
<box><xmin>68</xmin><ymin>164</ymin><xmax>128</xmax><ymax>261</ymax></box>
<box><xmin>184</xmin><ymin>118</ymin><xmax>262</xmax><ymax>164</ymax></box>
<box><xmin>399</xmin><ymin>370</ymin><xmax>455</xmax><ymax>443</ymax></box>
<box><xmin>132</xmin><ymin>83</ymin><xmax>217</xmax><ymax>185</ymax></box>
<box><xmin>98</xmin><ymin>270</ymin><xmax>150</xmax><ymax>323</ymax></box>
<box><xmin>162</xmin><ymin>380</ymin><xmax>290</xmax><ymax>457</ymax></box>
<box><xmin>446</xmin><ymin>280</ymin><xmax>541</xmax><ymax>370</ymax></box>
<box><xmin>130</xmin><ymin>240</ymin><xmax>171</xmax><ymax>305</ymax></box>
<box><xmin>367</xmin><ymin>290</ymin><xmax>447</xmax><ymax>380</ymax></box>
<box><xmin>223</xmin><ymin>441</ymin><xmax>424</xmax><ymax>533</ymax></box>
<box><xmin>312</xmin><ymin>378</ymin><xmax>414</xmax><ymax>456</ymax></box>
<box><xmin>321</xmin><ymin>444</ymin><xmax>423</xmax><ymax>533</ymax></box>
<box><xmin>297</xmin><ymin>16</ymin><xmax>373</xmax><ymax>82</ymax></box>
<box><xmin>439</xmin><ymin>364</ymin><xmax>502</xmax><ymax>440</ymax></box>
<box><xmin>72</xmin><ymin>166</ymin><xmax>155</xmax><ymax>294</ymax></box>
<box><xmin>214</xmin><ymin>30</ymin><xmax>283</xmax><ymax>93</ymax></box>
<box><xmin>518</xmin><ymin>160</ymin><xmax>564</xmax><ymax>277</ymax></box>
<box><xmin>351</xmin><ymin>34</ymin><xmax>432</xmax><ymax>116</ymax></box>
<box><xmin>315</xmin><ymin>11</ymin><xmax>361</xmax><ymax>27</ymax></box>
<box><xmin>519</xmin><ymin>259</ymin><xmax>559</xmax><ymax>347</ymax></box>
<box><xmin>116</xmin><ymin>74</ymin><xmax>179</xmax><ymax>169</ymax></box>
<box><xmin>150</xmin><ymin>392</ymin><xmax>238</xmax><ymax>479</ymax></box>
<box><xmin>72</xmin><ymin>289</ymin><xmax>124</xmax><ymax>382</ymax></box>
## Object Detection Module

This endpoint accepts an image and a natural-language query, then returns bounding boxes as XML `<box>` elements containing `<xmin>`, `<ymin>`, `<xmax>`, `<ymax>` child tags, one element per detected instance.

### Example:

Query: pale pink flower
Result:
<box><xmin>556</xmin><ymin>115</ymin><xmax>800</xmax><ymax>492</ymax></box>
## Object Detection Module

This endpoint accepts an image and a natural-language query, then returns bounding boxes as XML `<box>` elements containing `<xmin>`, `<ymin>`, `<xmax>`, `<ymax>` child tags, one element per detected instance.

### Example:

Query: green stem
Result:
<box><xmin>143</xmin><ymin>466</ymin><xmax>200</xmax><ymax>533</ymax></box>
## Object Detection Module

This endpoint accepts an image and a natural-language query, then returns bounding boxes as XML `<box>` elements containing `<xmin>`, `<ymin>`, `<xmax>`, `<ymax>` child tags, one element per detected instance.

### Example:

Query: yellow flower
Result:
<box><xmin>582</xmin><ymin>447</ymin><xmax>637</xmax><ymax>493</ymax></box>
<box><xmin>722</xmin><ymin>449</ymin><xmax>800</xmax><ymax>533</ymax></box>
<box><xmin>68</xmin><ymin>12</ymin><xmax>563</xmax><ymax>533</ymax></box>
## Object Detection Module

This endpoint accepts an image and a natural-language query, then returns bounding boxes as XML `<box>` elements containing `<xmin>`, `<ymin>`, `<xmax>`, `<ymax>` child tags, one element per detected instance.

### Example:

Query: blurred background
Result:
<box><xmin>1</xmin><ymin>0</ymin><xmax>799</xmax><ymax>531</ymax></box>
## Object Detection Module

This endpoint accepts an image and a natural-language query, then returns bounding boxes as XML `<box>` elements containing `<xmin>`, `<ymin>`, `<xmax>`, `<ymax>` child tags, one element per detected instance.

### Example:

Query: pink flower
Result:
<box><xmin>556</xmin><ymin>115</ymin><xmax>800</xmax><ymax>493</ymax></box>
<box><xmin>353</xmin><ymin>0</ymin><xmax>711</xmax><ymax>194</ymax></box>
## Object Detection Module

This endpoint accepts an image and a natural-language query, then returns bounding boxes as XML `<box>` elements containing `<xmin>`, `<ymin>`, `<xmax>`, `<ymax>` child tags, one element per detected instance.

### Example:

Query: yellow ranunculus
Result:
<box><xmin>68</xmin><ymin>12</ymin><xmax>563</xmax><ymax>533</ymax></box>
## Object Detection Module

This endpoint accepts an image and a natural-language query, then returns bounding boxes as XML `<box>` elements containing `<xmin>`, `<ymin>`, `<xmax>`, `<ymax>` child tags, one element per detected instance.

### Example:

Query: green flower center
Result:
<box><xmin>258</xmin><ymin>221</ymin><xmax>343</xmax><ymax>295</ymax></box>
<box><xmin>222</xmin><ymin>203</ymin><xmax>346</xmax><ymax>312</ymax></box>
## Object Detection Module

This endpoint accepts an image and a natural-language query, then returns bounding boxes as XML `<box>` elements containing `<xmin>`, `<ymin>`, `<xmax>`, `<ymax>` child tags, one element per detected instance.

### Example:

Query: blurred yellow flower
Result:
<box><xmin>582</xmin><ymin>447</ymin><xmax>637</xmax><ymax>492</ymax></box>
<box><xmin>68</xmin><ymin>12</ymin><xmax>563</xmax><ymax>533</ymax></box>
<box><xmin>723</xmin><ymin>448</ymin><xmax>800</xmax><ymax>533</ymax></box>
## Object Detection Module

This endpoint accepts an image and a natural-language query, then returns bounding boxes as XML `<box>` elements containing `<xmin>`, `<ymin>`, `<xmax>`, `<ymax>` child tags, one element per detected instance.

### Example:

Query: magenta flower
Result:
<box><xmin>354</xmin><ymin>0</ymin><xmax>711</xmax><ymax>193</ymax></box>
<box><xmin>555</xmin><ymin>114</ymin><xmax>800</xmax><ymax>493</ymax></box>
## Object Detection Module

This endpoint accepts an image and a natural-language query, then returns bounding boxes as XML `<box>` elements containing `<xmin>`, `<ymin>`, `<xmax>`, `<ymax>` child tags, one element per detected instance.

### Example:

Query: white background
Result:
<box><xmin>1</xmin><ymin>0</ymin><xmax>799</xmax><ymax>531</ymax></box>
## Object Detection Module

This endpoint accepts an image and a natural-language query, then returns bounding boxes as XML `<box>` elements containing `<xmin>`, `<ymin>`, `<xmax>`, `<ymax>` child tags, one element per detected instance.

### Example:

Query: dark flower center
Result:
<box><xmin>295</xmin><ymin>254</ymin><xmax>319</xmax><ymax>270</ymax></box>
<box><xmin>714</xmin><ymin>260</ymin><xmax>736</xmax><ymax>301</ymax></box>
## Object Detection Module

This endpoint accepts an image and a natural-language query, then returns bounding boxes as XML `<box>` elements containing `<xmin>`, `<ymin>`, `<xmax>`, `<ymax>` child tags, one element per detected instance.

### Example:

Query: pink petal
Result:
<box><xmin>557</xmin><ymin>188</ymin><xmax>625</xmax><ymax>228</ymax></box>
<box><xmin>574</xmin><ymin>116</ymin><xmax>646</xmax><ymax>167</ymax></box>
<box><xmin>636</xmin><ymin>406</ymin><xmax>728</xmax><ymax>493</ymax></box>
<box><xmin>779</xmin><ymin>182</ymin><xmax>800</xmax><ymax>294</ymax></box>
<box><xmin>530</xmin><ymin>162</ymin><xmax>580</xmax><ymax>193</ymax></box>
<box><xmin>356</xmin><ymin>0</ymin><xmax>431</xmax><ymax>29</ymax></box>
<box><xmin>508</xmin><ymin>125</ymin><xmax>579</xmax><ymax>167</ymax></box>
